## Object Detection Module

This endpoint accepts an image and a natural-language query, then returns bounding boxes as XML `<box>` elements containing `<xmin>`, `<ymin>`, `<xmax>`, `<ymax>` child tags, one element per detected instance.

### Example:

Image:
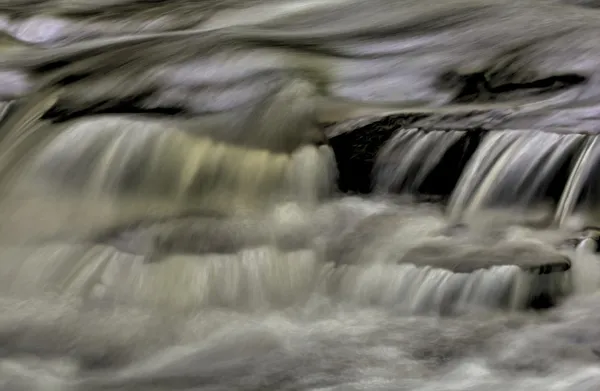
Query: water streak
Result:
<box><xmin>374</xmin><ymin>128</ymin><xmax>466</xmax><ymax>194</ymax></box>
<box><xmin>448</xmin><ymin>130</ymin><xmax>585</xmax><ymax>222</ymax></box>
<box><xmin>555</xmin><ymin>136</ymin><xmax>600</xmax><ymax>226</ymax></box>
<box><xmin>1</xmin><ymin>0</ymin><xmax>600</xmax><ymax>389</ymax></box>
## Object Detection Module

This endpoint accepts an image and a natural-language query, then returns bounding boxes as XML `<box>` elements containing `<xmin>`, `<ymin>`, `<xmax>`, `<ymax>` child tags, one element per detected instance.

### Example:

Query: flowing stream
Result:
<box><xmin>2</xmin><ymin>0</ymin><xmax>600</xmax><ymax>390</ymax></box>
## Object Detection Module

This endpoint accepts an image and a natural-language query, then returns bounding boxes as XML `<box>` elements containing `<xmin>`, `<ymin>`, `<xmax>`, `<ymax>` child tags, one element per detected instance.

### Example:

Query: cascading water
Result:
<box><xmin>374</xmin><ymin>128</ymin><xmax>467</xmax><ymax>195</ymax></box>
<box><xmin>447</xmin><ymin>130</ymin><xmax>586</xmax><ymax>221</ymax></box>
<box><xmin>375</xmin><ymin>128</ymin><xmax>600</xmax><ymax>230</ymax></box>
<box><xmin>2</xmin><ymin>0</ymin><xmax>600</xmax><ymax>390</ymax></box>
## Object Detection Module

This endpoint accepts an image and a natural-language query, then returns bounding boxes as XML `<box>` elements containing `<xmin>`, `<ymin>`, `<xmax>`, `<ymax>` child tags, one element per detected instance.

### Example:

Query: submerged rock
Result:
<box><xmin>561</xmin><ymin>227</ymin><xmax>600</xmax><ymax>252</ymax></box>
<box><xmin>400</xmin><ymin>241</ymin><xmax>571</xmax><ymax>275</ymax></box>
<box><xmin>396</xmin><ymin>241</ymin><xmax>571</xmax><ymax>311</ymax></box>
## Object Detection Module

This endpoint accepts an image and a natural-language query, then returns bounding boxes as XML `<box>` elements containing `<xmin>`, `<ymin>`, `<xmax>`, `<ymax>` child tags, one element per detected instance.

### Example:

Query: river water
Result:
<box><xmin>2</xmin><ymin>0</ymin><xmax>600</xmax><ymax>390</ymax></box>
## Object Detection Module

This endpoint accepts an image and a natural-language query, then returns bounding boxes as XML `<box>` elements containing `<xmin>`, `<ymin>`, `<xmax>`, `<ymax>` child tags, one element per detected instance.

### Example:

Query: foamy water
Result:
<box><xmin>0</xmin><ymin>197</ymin><xmax>596</xmax><ymax>391</ymax></box>
<box><xmin>2</xmin><ymin>0</ymin><xmax>600</xmax><ymax>389</ymax></box>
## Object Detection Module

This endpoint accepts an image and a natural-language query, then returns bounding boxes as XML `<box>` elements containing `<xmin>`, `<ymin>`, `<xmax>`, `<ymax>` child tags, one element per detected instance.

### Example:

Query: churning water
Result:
<box><xmin>3</xmin><ymin>0</ymin><xmax>600</xmax><ymax>390</ymax></box>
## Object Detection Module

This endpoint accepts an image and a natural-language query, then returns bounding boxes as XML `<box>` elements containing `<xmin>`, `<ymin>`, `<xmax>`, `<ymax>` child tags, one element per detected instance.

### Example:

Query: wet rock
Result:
<box><xmin>399</xmin><ymin>241</ymin><xmax>571</xmax><ymax>275</ymax></box>
<box><xmin>561</xmin><ymin>227</ymin><xmax>600</xmax><ymax>252</ymax></box>
<box><xmin>399</xmin><ymin>240</ymin><xmax>572</xmax><ymax>310</ymax></box>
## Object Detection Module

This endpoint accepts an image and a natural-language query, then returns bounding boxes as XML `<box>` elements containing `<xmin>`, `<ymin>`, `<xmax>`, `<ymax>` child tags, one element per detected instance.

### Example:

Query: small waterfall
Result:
<box><xmin>555</xmin><ymin>136</ymin><xmax>600</xmax><ymax>226</ymax></box>
<box><xmin>0</xmin><ymin>20</ymin><xmax>593</xmax><ymax>324</ymax></box>
<box><xmin>374</xmin><ymin>127</ymin><xmax>600</xmax><ymax>228</ymax></box>
<box><xmin>0</xmin><ymin>194</ymin><xmax>572</xmax><ymax>314</ymax></box>
<box><xmin>447</xmin><ymin>130</ymin><xmax>584</xmax><ymax>221</ymax></box>
<box><xmin>0</xmin><ymin>240</ymin><xmax>569</xmax><ymax>314</ymax></box>
<box><xmin>322</xmin><ymin>262</ymin><xmax>568</xmax><ymax>313</ymax></box>
<box><xmin>27</xmin><ymin>117</ymin><xmax>331</xmax><ymax>207</ymax></box>
<box><xmin>0</xmin><ymin>95</ymin><xmax>585</xmax><ymax>316</ymax></box>
<box><xmin>7</xmin><ymin>1</ymin><xmax>600</xmax><ymax>389</ymax></box>
<box><xmin>373</xmin><ymin>128</ymin><xmax>468</xmax><ymax>196</ymax></box>
<box><xmin>0</xmin><ymin>91</ymin><xmax>347</xmax><ymax>312</ymax></box>
<box><xmin>0</xmin><ymin>115</ymin><xmax>337</xmax><ymax>239</ymax></box>
<box><xmin>319</xmin><ymin>203</ymin><xmax>572</xmax><ymax>312</ymax></box>
<box><xmin>0</xmin><ymin>243</ymin><xmax>321</xmax><ymax>311</ymax></box>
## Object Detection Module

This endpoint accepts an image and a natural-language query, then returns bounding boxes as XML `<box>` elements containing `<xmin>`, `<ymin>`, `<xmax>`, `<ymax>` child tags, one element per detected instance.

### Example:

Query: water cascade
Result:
<box><xmin>374</xmin><ymin>128</ymin><xmax>600</xmax><ymax>228</ymax></box>
<box><xmin>447</xmin><ymin>130</ymin><xmax>586</xmax><ymax>222</ymax></box>
<box><xmin>0</xmin><ymin>7</ymin><xmax>589</xmax><ymax>317</ymax></box>
<box><xmin>0</xmin><ymin>0</ymin><xmax>600</xmax><ymax>389</ymax></box>
<box><xmin>374</xmin><ymin>128</ymin><xmax>468</xmax><ymax>195</ymax></box>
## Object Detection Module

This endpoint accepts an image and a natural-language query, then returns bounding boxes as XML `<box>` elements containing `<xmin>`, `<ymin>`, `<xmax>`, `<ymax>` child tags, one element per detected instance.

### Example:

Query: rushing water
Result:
<box><xmin>3</xmin><ymin>0</ymin><xmax>600</xmax><ymax>390</ymax></box>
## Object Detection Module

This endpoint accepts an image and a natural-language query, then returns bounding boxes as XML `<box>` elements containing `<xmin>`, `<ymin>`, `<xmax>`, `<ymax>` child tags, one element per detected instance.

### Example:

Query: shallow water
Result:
<box><xmin>2</xmin><ymin>0</ymin><xmax>600</xmax><ymax>390</ymax></box>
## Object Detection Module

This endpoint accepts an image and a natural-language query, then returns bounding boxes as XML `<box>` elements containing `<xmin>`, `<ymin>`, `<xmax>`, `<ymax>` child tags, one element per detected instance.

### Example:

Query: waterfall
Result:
<box><xmin>0</xmin><ymin>95</ymin><xmax>586</xmax><ymax>315</ymax></box>
<box><xmin>374</xmin><ymin>128</ymin><xmax>467</xmax><ymax>195</ymax></box>
<box><xmin>375</xmin><ymin>127</ymin><xmax>600</xmax><ymax>230</ymax></box>
<box><xmin>0</xmin><ymin>111</ymin><xmax>337</xmax><ymax>243</ymax></box>
<box><xmin>448</xmin><ymin>130</ymin><xmax>584</xmax><ymax>221</ymax></box>
<box><xmin>554</xmin><ymin>136</ymin><xmax>600</xmax><ymax>227</ymax></box>
<box><xmin>4</xmin><ymin>1</ymin><xmax>600</xmax><ymax>389</ymax></box>
<box><xmin>0</xmin><ymin>0</ymin><xmax>597</xmax><ymax>326</ymax></box>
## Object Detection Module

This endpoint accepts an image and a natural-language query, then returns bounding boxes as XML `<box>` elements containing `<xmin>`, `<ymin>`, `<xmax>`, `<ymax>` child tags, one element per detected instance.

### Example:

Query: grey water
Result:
<box><xmin>3</xmin><ymin>0</ymin><xmax>600</xmax><ymax>390</ymax></box>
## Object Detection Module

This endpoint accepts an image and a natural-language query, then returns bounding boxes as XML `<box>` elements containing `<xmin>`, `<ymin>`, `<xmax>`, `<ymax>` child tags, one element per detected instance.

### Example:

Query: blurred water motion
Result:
<box><xmin>1</xmin><ymin>0</ymin><xmax>600</xmax><ymax>390</ymax></box>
